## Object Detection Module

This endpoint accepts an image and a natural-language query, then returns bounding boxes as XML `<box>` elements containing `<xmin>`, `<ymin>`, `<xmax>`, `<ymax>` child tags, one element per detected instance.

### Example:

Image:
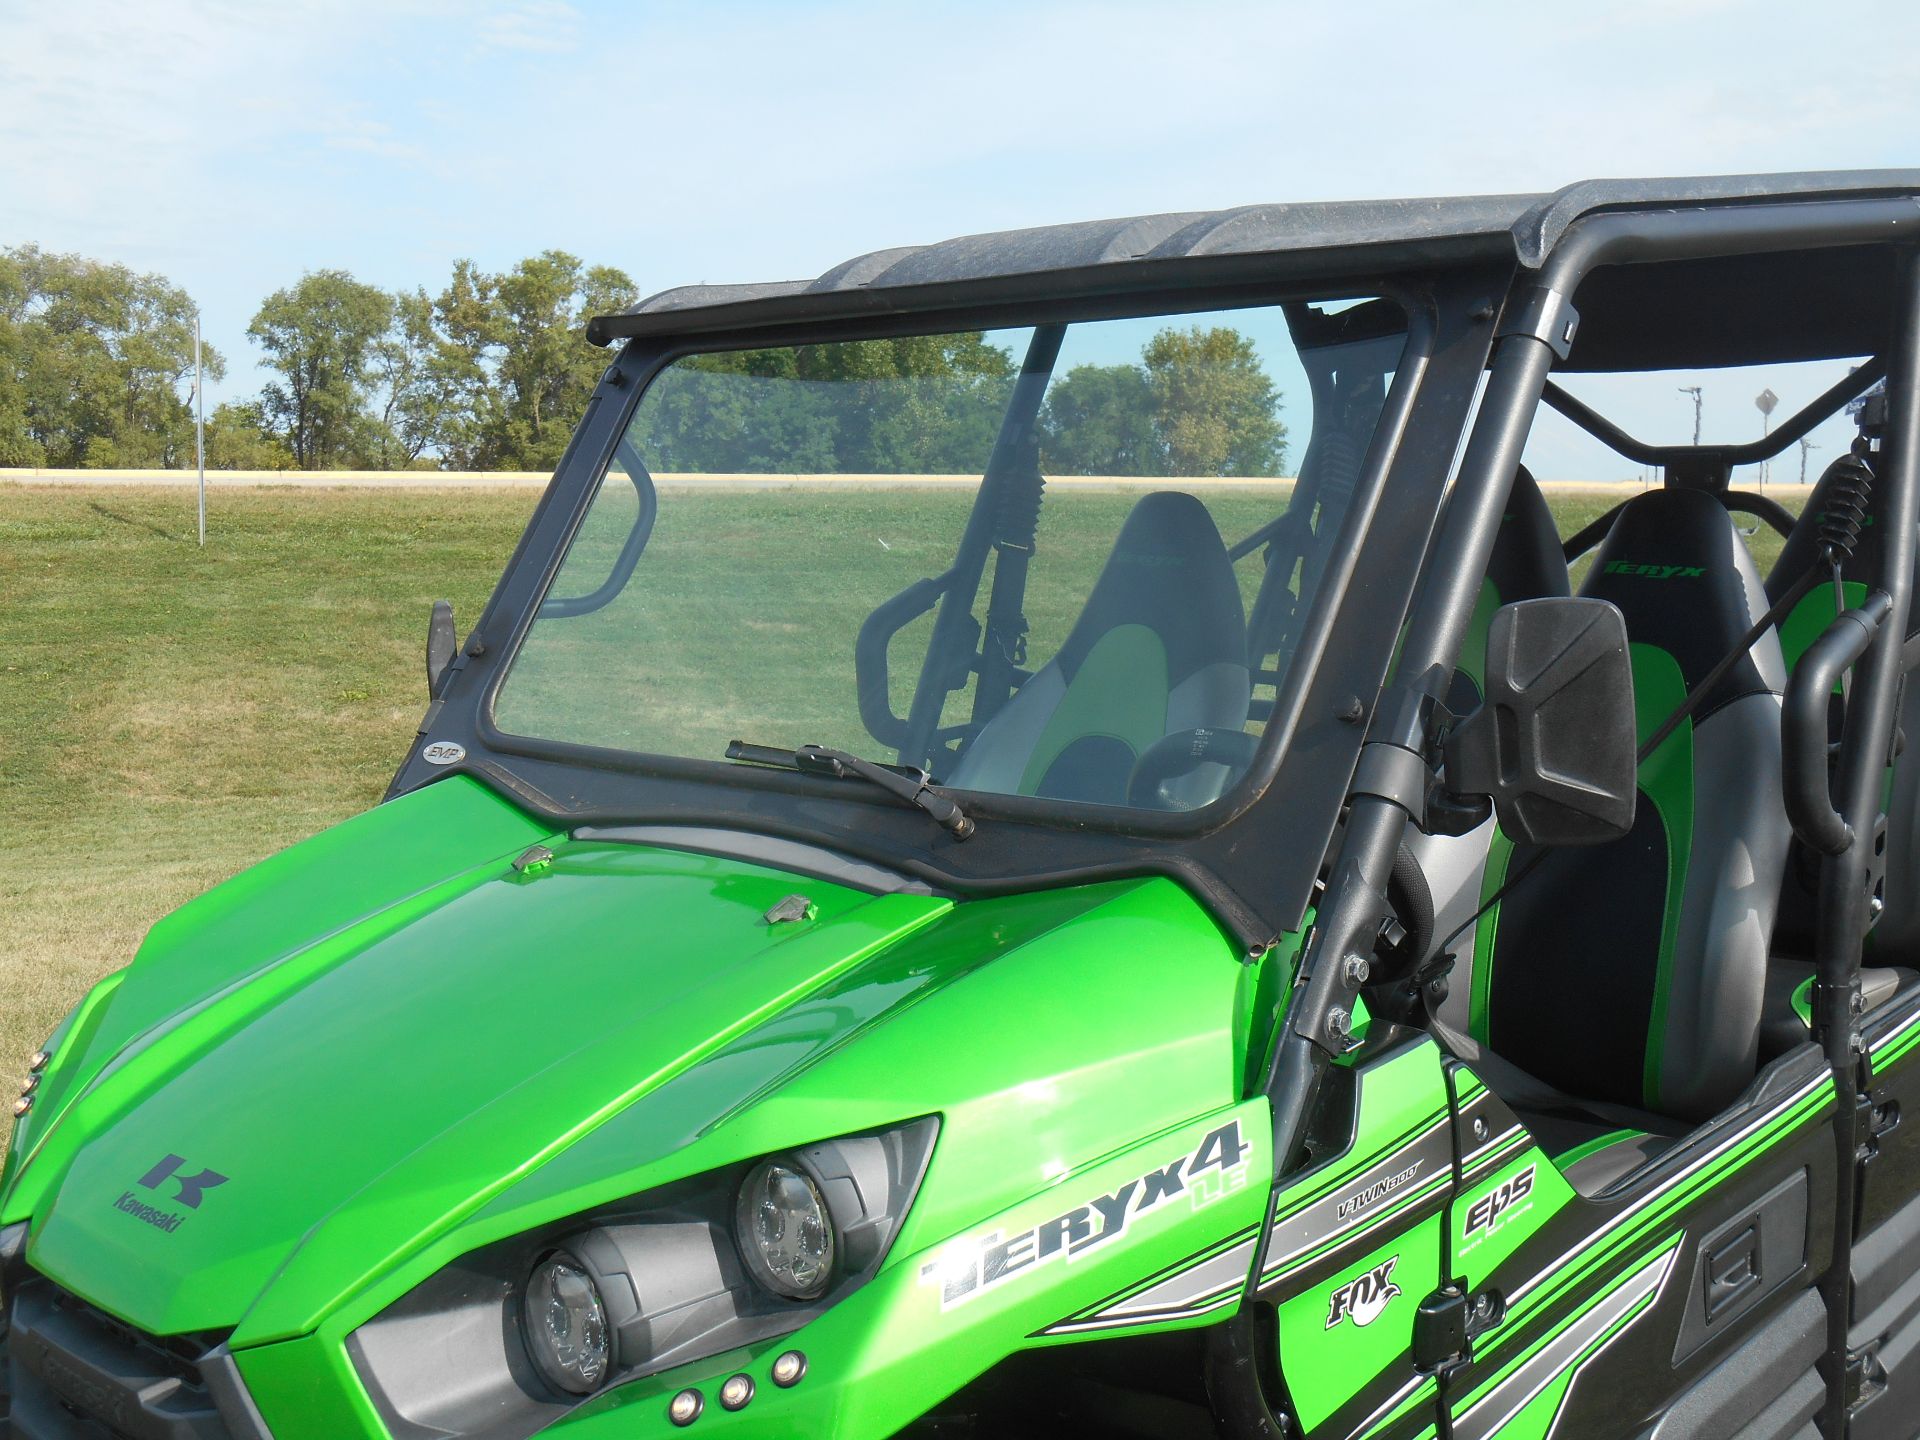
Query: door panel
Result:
<box><xmin>1436</xmin><ymin>1049</ymin><xmax>1837</xmax><ymax>1439</ymax></box>
<box><xmin>1258</xmin><ymin>1034</ymin><xmax>1458</xmax><ymax>1437</ymax></box>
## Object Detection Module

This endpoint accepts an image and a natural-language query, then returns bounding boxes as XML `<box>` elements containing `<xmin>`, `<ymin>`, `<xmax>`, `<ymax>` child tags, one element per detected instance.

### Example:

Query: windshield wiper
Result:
<box><xmin>725</xmin><ymin>741</ymin><xmax>975</xmax><ymax>840</ymax></box>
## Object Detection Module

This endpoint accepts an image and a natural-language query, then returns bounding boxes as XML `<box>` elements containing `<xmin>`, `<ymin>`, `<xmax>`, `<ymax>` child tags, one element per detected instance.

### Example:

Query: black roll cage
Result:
<box><xmin>1227</xmin><ymin>193</ymin><xmax>1920</xmax><ymax>1440</ymax></box>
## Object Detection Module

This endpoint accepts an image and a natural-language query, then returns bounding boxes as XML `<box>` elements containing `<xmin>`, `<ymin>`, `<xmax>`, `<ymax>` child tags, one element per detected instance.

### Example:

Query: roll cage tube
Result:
<box><xmin>893</xmin><ymin>324</ymin><xmax>1065</xmax><ymax>771</ymax></box>
<box><xmin>1213</xmin><ymin>196</ymin><xmax>1920</xmax><ymax>1439</ymax></box>
<box><xmin>534</xmin><ymin>438</ymin><xmax>659</xmax><ymax>620</ymax></box>
<box><xmin>1811</xmin><ymin>252</ymin><xmax>1920</xmax><ymax>1437</ymax></box>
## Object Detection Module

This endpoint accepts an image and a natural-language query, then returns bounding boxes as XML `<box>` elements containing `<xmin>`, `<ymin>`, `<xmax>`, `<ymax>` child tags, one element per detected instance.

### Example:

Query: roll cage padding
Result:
<box><xmin>1473</xmin><ymin>488</ymin><xmax>1790</xmax><ymax>1124</ymax></box>
<box><xmin>944</xmin><ymin>491</ymin><xmax>1250</xmax><ymax>807</ymax></box>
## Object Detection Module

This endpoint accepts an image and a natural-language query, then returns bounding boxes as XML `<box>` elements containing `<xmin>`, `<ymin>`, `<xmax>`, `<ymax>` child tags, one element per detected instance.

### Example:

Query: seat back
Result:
<box><xmin>946</xmin><ymin>491</ymin><xmax>1250</xmax><ymax>807</ymax></box>
<box><xmin>1472</xmin><ymin>488</ymin><xmax>1790</xmax><ymax>1123</ymax></box>
<box><xmin>1408</xmin><ymin>468</ymin><xmax>1571</xmax><ymax>995</ymax></box>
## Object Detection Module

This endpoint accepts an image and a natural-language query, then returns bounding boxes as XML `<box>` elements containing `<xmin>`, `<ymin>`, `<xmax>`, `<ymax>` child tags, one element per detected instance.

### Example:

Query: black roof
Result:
<box><xmin>590</xmin><ymin>170</ymin><xmax>1920</xmax><ymax>347</ymax></box>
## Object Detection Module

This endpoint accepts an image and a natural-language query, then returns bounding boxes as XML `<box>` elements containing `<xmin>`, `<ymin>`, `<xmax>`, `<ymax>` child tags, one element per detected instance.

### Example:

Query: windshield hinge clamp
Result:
<box><xmin>1497</xmin><ymin>285</ymin><xmax>1580</xmax><ymax>360</ymax></box>
<box><xmin>1351</xmin><ymin>741</ymin><xmax>1431</xmax><ymax>820</ymax></box>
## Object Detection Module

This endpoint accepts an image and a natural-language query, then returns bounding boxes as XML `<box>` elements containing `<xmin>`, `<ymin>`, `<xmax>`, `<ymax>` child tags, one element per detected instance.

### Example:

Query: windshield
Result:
<box><xmin>494</xmin><ymin>299</ymin><xmax>1405</xmax><ymax>815</ymax></box>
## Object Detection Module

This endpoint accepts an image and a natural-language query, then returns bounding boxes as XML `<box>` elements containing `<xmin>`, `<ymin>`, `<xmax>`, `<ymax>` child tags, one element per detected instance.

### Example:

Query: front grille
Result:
<box><xmin>1</xmin><ymin>1274</ymin><xmax>242</xmax><ymax>1440</ymax></box>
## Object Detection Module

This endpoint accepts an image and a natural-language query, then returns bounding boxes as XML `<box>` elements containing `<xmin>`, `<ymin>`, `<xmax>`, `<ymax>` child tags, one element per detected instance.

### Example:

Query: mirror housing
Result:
<box><xmin>426</xmin><ymin>600</ymin><xmax>457</xmax><ymax>697</ymax></box>
<box><xmin>1440</xmin><ymin>597</ymin><xmax>1637</xmax><ymax>847</ymax></box>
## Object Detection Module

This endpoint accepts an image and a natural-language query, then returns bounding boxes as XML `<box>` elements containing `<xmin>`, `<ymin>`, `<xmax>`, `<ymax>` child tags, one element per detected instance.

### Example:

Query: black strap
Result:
<box><xmin>1429</xmin><ymin>1016</ymin><xmax>1687</xmax><ymax>1138</ymax></box>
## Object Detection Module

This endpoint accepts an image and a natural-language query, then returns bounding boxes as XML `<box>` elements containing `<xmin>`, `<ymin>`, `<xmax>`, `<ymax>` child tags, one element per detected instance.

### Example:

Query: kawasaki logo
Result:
<box><xmin>1464</xmin><ymin>1164</ymin><xmax>1537</xmax><ymax>1243</ymax></box>
<box><xmin>139</xmin><ymin>1153</ymin><xmax>228</xmax><ymax>1208</ymax></box>
<box><xmin>113</xmin><ymin>1154</ymin><xmax>228</xmax><ymax>1232</ymax></box>
<box><xmin>1326</xmin><ymin>1255</ymin><xmax>1402</xmax><ymax>1329</ymax></box>
<box><xmin>922</xmin><ymin>1121</ymin><xmax>1250</xmax><ymax>1308</ymax></box>
<box><xmin>1602</xmin><ymin>561</ymin><xmax>1705</xmax><ymax>579</ymax></box>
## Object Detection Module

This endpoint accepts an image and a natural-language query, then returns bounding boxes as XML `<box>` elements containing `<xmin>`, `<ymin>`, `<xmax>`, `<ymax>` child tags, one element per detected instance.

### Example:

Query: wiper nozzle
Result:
<box><xmin>726</xmin><ymin>741</ymin><xmax>975</xmax><ymax>840</ymax></box>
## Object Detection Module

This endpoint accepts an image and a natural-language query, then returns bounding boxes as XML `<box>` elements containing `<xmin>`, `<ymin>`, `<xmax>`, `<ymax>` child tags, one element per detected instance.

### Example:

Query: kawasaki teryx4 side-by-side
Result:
<box><xmin>12</xmin><ymin>173</ymin><xmax>1920</xmax><ymax>1440</ymax></box>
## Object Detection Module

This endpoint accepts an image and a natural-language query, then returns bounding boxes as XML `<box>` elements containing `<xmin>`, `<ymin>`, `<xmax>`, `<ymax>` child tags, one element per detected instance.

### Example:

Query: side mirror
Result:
<box><xmin>426</xmin><ymin>600</ymin><xmax>457</xmax><ymax>697</ymax></box>
<box><xmin>1441</xmin><ymin>597</ymin><xmax>1637</xmax><ymax>847</ymax></box>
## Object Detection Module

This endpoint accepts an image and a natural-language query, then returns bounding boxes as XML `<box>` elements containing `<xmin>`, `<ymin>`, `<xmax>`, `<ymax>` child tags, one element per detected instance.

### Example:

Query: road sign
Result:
<box><xmin>1756</xmin><ymin>387</ymin><xmax>1779</xmax><ymax>416</ymax></box>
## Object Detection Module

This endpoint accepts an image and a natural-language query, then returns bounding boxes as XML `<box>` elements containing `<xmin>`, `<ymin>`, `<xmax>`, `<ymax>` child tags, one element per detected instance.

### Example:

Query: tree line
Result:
<box><xmin>3</xmin><ymin>243</ymin><xmax>1286</xmax><ymax>476</ymax></box>
<box><xmin>645</xmin><ymin>325</ymin><xmax>1286</xmax><ymax>476</ymax></box>
<box><xmin>2</xmin><ymin>245</ymin><xmax>635</xmax><ymax>472</ymax></box>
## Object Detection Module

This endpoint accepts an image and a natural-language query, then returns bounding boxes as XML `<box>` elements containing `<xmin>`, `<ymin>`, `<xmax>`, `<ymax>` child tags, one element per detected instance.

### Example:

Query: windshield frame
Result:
<box><xmin>405</xmin><ymin>262</ymin><xmax>1500</xmax><ymax>947</ymax></box>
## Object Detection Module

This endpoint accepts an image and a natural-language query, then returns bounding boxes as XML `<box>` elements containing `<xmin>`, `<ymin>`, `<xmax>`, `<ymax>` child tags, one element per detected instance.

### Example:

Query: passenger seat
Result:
<box><xmin>1468</xmin><ymin>487</ymin><xmax>1790</xmax><ymax>1125</ymax></box>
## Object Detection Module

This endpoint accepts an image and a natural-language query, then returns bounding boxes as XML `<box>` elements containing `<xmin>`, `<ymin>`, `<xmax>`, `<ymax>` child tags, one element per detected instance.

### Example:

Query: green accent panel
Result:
<box><xmin>1779</xmin><ymin>581</ymin><xmax>1869</xmax><ymax>675</ymax></box>
<box><xmin>1468</xmin><ymin>829</ymin><xmax>1513</xmax><ymax>1041</ymax></box>
<box><xmin>1017</xmin><ymin>623</ymin><xmax>1168</xmax><ymax>794</ymax></box>
<box><xmin>1238</xmin><ymin>921</ymin><xmax>1307</xmax><ymax>1096</ymax></box>
<box><xmin>234</xmin><ymin>1333</ymin><xmax>387</xmax><ymax>1440</ymax></box>
<box><xmin>1</xmin><ymin>971</ymin><xmax>123</xmax><ymax>1211</ymax></box>
<box><xmin>1630</xmin><ymin>644</ymin><xmax>1694</xmax><ymax>1110</ymax></box>
<box><xmin>1455</xmin><ymin>578</ymin><xmax>1502</xmax><ymax>704</ymax></box>
<box><xmin>1552</xmin><ymin>1128</ymin><xmax>1639</xmax><ymax>1168</ymax></box>
<box><xmin>1792</xmin><ymin>974</ymin><xmax>1816</xmax><ymax>1031</ymax></box>
<box><xmin>1278</xmin><ymin>1214</ymin><xmax>1443</xmax><ymax>1432</ymax></box>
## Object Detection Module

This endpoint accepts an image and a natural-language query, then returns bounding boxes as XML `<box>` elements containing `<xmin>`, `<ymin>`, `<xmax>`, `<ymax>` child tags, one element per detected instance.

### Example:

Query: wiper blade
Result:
<box><xmin>726</xmin><ymin>740</ymin><xmax>975</xmax><ymax>840</ymax></box>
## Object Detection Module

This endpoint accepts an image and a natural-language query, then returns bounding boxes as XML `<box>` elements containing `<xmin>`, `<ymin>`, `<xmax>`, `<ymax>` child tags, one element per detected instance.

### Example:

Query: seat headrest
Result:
<box><xmin>1580</xmin><ymin>488</ymin><xmax>1785</xmax><ymax>710</ymax></box>
<box><xmin>1767</xmin><ymin>453</ymin><xmax>1918</xmax><ymax>638</ymax></box>
<box><xmin>1490</xmin><ymin>466</ymin><xmax>1572</xmax><ymax>604</ymax></box>
<box><xmin>1055</xmin><ymin>491</ymin><xmax>1245</xmax><ymax>685</ymax></box>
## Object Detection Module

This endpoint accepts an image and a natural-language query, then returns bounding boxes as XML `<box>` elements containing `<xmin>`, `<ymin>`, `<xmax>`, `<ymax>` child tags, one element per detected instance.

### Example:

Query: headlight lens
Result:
<box><xmin>523</xmin><ymin>1253</ymin><xmax>611</xmax><ymax>1395</ymax></box>
<box><xmin>735</xmin><ymin>1159</ymin><xmax>835</xmax><ymax>1300</ymax></box>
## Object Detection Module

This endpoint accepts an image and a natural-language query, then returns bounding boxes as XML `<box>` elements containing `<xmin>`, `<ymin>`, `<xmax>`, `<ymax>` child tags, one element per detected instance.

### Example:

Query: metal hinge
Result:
<box><xmin>1846</xmin><ymin>1340</ymin><xmax>1888</xmax><ymax>1413</ymax></box>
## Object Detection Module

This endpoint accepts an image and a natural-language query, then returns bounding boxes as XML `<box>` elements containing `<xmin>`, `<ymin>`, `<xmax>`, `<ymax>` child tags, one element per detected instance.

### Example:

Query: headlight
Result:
<box><xmin>736</xmin><ymin>1159</ymin><xmax>835</xmax><ymax>1300</ymax></box>
<box><xmin>523</xmin><ymin>1252</ymin><xmax>611</xmax><ymax>1395</ymax></box>
<box><xmin>349</xmin><ymin>1118</ymin><xmax>937</xmax><ymax>1440</ymax></box>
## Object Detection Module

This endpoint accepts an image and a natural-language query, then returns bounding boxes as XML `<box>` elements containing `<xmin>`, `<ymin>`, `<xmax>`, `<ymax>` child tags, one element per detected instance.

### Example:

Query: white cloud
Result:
<box><xmin>474</xmin><ymin>0</ymin><xmax>580</xmax><ymax>53</ymax></box>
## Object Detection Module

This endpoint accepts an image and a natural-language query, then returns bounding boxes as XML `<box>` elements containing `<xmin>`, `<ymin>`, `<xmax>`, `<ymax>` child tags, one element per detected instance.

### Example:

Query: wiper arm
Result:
<box><xmin>725</xmin><ymin>740</ymin><xmax>975</xmax><ymax>840</ymax></box>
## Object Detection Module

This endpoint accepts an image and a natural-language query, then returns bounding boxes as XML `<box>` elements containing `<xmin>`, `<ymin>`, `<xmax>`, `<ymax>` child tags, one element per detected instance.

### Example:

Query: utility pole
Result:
<box><xmin>194</xmin><ymin>312</ymin><xmax>207</xmax><ymax>547</ymax></box>
<box><xmin>1799</xmin><ymin>436</ymin><xmax>1819</xmax><ymax>485</ymax></box>
<box><xmin>1755</xmin><ymin>387</ymin><xmax>1778</xmax><ymax>490</ymax></box>
<box><xmin>1678</xmin><ymin>385</ymin><xmax>1703</xmax><ymax>445</ymax></box>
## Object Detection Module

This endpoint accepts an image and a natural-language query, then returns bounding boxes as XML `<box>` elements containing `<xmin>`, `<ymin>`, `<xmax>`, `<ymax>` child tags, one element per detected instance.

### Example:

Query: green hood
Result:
<box><xmin>16</xmin><ymin>782</ymin><xmax>950</xmax><ymax>1338</ymax></box>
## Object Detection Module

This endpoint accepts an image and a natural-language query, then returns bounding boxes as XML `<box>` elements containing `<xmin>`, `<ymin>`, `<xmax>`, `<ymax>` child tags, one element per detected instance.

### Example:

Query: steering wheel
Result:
<box><xmin>1126</xmin><ymin>727</ymin><xmax>1261</xmax><ymax>809</ymax></box>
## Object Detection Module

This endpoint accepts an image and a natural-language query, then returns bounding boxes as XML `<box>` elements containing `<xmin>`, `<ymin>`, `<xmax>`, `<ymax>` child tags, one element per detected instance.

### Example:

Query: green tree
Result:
<box><xmin>439</xmin><ymin>251</ymin><xmax>637</xmax><ymax>471</ymax></box>
<box><xmin>204</xmin><ymin>401</ymin><xmax>295</xmax><ymax>470</ymax></box>
<box><xmin>1141</xmin><ymin>325</ymin><xmax>1286</xmax><ymax>476</ymax></box>
<box><xmin>1037</xmin><ymin>326</ymin><xmax>1286</xmax><ymax>479</ymax></box>
<box><xmin>0</xmin><ymin>244</ymin><xmax>223</xmax><ymax>468</ymax></box>
<box><xmin>367</xmin><ymin>288</ymin><xmax>457</xmax><ymax>468</ymax></box>
<box><xmin>248</xmin><ymin>270</ymin><xmax>393</xmax><ymax>468</ymax></box>
<box><xmin>643</xmin><ymin>334</ymin><xmax>1015</xmax><ymax>474</ymax></box>
<box><xmin>1037</xmin><ymin>362</ymin><xmax>1158</xmax><ymax>475</ymax></box>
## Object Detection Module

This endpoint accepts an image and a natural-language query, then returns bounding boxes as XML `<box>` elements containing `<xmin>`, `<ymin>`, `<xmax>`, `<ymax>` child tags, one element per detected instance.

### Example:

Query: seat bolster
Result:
<box><xmin>1660</xmin><ymin>692</ymin><xmax>1790</xmax><ymax>1121</ymax></box>
<box><xmin>944</xmin><ymin>666</ymin><xmax>1067</xmax><ymax>792</ymax></box>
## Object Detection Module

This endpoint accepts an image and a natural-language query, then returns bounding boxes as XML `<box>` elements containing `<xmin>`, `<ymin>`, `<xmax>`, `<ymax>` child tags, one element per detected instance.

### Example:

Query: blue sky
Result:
<box><xmin>5</xmin><ymin>0</ymin><xmax>1918</xmax><ymax>478</ymax></box>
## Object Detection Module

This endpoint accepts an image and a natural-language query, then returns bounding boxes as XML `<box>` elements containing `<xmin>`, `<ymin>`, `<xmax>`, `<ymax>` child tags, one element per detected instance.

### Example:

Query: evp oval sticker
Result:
<box><xmin>422</xmin><ymin>741</ymin><xmax>466</xmax><ymax>766</ymax></box>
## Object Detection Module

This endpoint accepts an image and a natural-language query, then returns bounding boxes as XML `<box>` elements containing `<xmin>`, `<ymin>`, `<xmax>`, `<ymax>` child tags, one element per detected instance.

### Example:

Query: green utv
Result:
<box><xmin>12</xmin><ymin>172</ymin><xmax>1920</xmax><ymax>1440</ymax></box>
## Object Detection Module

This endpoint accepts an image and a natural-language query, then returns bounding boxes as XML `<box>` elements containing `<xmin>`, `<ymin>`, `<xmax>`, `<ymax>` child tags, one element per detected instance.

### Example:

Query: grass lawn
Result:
<box><xmin>0</xmin><ymin>481</ymin><xmax>1794</xmax><ymax>1147</ymax></box>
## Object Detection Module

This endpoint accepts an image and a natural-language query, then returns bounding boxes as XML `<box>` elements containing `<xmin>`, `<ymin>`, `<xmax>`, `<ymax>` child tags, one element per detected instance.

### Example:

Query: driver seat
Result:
<box><xmin>945</xmin><ymin>491</ymin><xmax>1251</xmax><ymax>807</ymax></box>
